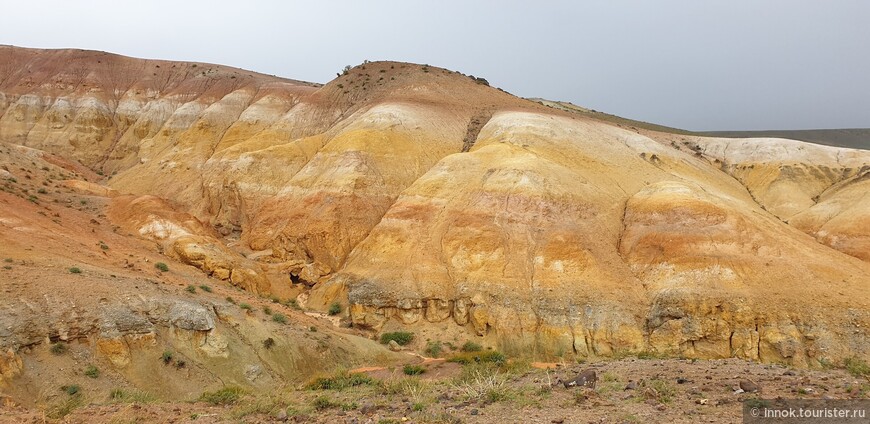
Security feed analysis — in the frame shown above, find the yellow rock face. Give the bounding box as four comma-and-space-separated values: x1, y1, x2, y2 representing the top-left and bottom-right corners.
319, 112, 869, 363
1, 46, 868, 365
789, 172, 870, 261
0, 349, 23, 386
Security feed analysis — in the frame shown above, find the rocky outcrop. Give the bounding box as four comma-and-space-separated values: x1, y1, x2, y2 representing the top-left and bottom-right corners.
0, 349, 22, 387
108, 194, 271, 293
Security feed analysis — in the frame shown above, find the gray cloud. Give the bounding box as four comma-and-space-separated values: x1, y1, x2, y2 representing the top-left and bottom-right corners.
1, 0, 868, 131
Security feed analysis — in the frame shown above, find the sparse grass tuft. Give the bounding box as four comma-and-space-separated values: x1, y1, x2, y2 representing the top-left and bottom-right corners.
109, 388, 157, 404
645, 379, 676, 404
225, 296, 236, 304
198, 284, 212, 293
596, 378, 624, 396
155, 262, 169, 272
306, 370, 376, 391
403, 364, 426, 376
262, 338, 275, 349
450, 364, 512, 402
327, 302, 342, 316
161, 350, 173, 364
745, 398, 771, 409
185, 285, 196, 293
602, 371, 620, 382
272, 313, 287, 324
199, 386, 245, 405
312, 396, 336, 410
380, 331, 414, 346
262, 306, 272, 315
461, 341, 483, 352
239, 303, 253, 311
68, 267, 82, 274
227, 397, 282, 419
845, 357, 870, 377
425, 341, 443, 357
447, 350, 506, 366
84, 365, 99, 379
636, 350, 666, 360
285, 299, 301, 310
61, 384, 81, 396
47, 393, 84, 419
50, 342, 68, 355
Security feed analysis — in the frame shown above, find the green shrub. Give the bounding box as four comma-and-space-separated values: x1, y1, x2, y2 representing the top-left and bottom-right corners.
262, 306, 273, 315
425, 341, 443, 357
225, 296, 236, 304
185, 285, 196, 293
155, 262, 169, 272
845, 357, 870, 377
50, 343, 68, 355
272, 313, 287, 324
68, 267, 82, 274
327, 302, 342, 316
84, 365, 99, 379
636, 350, 666, 360
285, 299, 301, 310
99, 242, 109, 250
461, 341, 483, 352
646, 379, 676, 403
47, 392, 84, 418
312, 396, 336, 410
198, 285, 212, 293
61, 385, 81, 396
380, 332, 414, 346
403, 364, 426, 376
161, 350, 173, 364
199, 386, 244, 405
3, 258, 12, 263
818, 357, 835, 369
306, 371, 376, 390
239, 303, 253, 311
447, 350, 506, 366
263, 338, 275, 349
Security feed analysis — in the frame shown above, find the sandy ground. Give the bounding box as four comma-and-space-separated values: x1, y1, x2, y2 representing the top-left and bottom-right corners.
1, 357, 866, 423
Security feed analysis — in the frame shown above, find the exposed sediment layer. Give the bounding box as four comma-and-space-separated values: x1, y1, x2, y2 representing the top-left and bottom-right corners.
1, 46, 868, 368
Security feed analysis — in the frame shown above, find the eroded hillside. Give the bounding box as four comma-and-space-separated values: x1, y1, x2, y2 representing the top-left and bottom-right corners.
1, 47, 869, 411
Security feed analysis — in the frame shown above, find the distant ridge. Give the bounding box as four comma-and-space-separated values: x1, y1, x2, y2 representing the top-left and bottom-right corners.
702, 129, 870, 150
529, 99, 870, 151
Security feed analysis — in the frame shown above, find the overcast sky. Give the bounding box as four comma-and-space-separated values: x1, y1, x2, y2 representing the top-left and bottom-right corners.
1, 0, 868, 131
